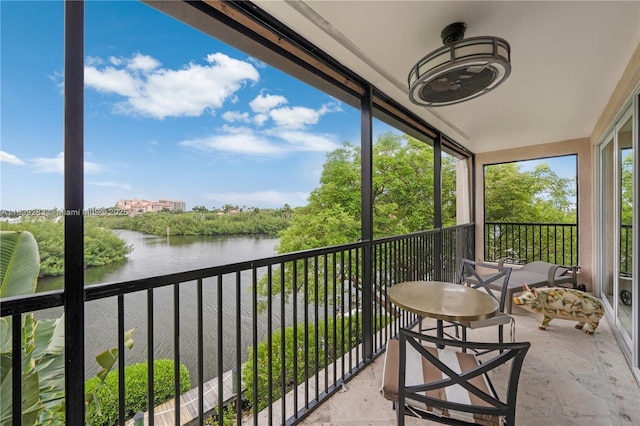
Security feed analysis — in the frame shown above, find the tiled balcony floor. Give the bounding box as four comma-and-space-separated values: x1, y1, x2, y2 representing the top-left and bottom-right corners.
298, 307, 640, 426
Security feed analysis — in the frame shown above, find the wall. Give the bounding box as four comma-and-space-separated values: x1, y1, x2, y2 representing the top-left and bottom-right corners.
591, 42, 640, 147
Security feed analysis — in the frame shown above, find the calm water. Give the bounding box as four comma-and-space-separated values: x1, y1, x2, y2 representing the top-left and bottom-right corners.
37, 230, 281, 382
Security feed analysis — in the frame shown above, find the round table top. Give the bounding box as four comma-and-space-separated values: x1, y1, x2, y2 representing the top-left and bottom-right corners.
387, 281, 499, 322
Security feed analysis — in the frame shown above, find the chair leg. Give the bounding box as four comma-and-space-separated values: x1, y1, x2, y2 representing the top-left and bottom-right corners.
435, 319, 446, 348
397, 401, 405, 426
461, 326, 468, 353
506, 289, 514, 314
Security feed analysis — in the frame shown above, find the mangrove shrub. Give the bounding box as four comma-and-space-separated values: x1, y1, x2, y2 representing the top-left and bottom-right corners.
84, 359, 190, 426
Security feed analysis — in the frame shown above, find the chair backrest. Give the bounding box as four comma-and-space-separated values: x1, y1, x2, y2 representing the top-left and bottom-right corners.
457, 259, 512, 312
396, 328, 530, 426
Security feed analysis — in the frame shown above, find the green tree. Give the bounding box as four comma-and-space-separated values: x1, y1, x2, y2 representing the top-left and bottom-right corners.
484, 163, 538, 223
92, 209, 290, 237
242, 314, 390, 413
483, 160, 577, 263
0, 220, 131, 277
530, 163, 576, 222
484, 162, 575, 223
258, 132, 456, 305
192, 205, 208, 221
279, 132, 456, 255
621, 150, 633, 225
620, 150, 633, 275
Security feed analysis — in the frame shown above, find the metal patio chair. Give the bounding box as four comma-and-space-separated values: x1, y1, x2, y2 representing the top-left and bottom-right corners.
454, 258, 515, 345
381, 328, 530, 426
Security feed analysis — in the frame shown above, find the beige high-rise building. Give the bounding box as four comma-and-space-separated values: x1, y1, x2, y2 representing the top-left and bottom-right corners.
116, 198, 186, 216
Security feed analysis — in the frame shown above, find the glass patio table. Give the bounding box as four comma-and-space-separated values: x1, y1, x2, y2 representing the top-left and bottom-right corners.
387, 281, 499, 340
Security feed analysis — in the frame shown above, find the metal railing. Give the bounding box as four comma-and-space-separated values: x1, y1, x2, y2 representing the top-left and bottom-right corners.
484, 222, 578, 266
1, 223, 474, 426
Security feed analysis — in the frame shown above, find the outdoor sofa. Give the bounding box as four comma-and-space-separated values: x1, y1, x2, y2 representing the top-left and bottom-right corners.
484, 259, 578, 313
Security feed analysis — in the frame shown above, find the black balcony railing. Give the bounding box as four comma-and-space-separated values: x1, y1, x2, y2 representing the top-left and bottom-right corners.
484, 222, 578, 266
1, 223, 474, 426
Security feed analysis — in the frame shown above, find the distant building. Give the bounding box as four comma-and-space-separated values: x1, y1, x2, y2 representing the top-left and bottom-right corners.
116, 198, 186, 216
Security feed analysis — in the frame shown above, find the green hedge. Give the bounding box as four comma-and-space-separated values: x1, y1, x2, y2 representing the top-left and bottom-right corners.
84, 359, 190, 426
242, 313, 390, 412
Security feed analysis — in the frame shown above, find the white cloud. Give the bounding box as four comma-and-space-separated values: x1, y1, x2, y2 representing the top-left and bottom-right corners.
1, 151, 26, 165
268, 129, 339, 151
249, 93, 287, 114
87, 181, 133, 191
180, 126, 282, 155
253, 114, 269, 127
85, 56, 104, 66
222, 111, 251, 123
85, 66, 139, 97
179, 83, 342, 157
126, 53, 160, 72
180, 123, 340, 155
206, 190, 308, 208
30, 153, 65, 174
30, 152, 105, 174
268, 103, 341, 129
247, 57, 267, 69
269, 106, 321, 129
85, 52, 259, 119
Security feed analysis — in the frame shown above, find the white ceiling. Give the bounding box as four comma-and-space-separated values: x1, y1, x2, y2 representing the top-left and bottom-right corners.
254, 1, 640, 153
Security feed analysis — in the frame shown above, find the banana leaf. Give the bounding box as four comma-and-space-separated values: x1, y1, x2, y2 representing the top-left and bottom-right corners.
0, 363, 43, 426
31, 315, 66, 412
0, 231, 40, 298
0, 316, 43, 425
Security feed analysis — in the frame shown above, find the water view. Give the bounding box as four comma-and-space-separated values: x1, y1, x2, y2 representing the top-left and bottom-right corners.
37, 230, 280, 382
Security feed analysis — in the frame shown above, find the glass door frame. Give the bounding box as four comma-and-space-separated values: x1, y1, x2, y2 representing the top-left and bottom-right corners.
596, 128, 617, 323
634, 91, 639, 375
596, 91, 639, 378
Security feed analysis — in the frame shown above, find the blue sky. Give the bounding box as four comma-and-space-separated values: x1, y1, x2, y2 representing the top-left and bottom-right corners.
509, 155, 577, 178
1, 1, 392, 211
1, 1, 577, 213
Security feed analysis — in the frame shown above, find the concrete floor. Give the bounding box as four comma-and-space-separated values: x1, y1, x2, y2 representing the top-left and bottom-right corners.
298, 307, 640, 426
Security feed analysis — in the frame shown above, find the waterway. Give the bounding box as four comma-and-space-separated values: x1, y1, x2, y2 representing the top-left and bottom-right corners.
37, 230, 280, 382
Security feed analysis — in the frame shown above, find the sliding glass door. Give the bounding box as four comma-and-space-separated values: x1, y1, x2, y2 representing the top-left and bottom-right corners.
618, 114, 634, 337
598, 105, 634, 345
599, 132, 616, 310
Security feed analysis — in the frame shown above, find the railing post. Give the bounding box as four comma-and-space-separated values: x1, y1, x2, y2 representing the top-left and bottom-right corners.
434, 133, 443, 280
64, 0, 85, 424
361, 86, 374, 360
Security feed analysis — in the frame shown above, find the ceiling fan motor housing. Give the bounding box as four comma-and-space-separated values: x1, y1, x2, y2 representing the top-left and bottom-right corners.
409, 23, 511, 107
